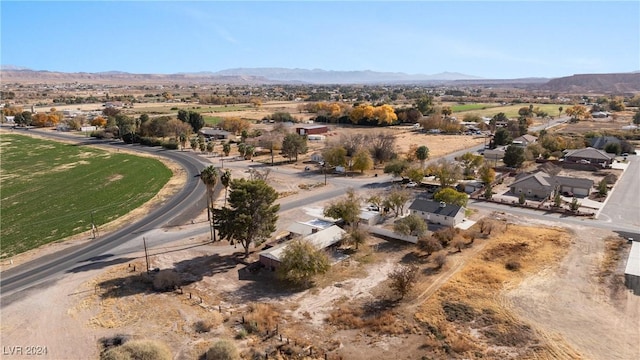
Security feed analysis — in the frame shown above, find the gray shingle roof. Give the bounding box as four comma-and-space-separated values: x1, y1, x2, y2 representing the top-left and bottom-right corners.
409, 199, 463, 218
564, 147, 615, 161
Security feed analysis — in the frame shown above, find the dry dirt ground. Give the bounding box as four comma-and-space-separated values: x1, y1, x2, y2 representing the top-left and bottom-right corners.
2, 126, 639, 359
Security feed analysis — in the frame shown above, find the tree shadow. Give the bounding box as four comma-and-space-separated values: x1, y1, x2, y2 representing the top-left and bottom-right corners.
96, 253, 242, 299
67, 256, 136, 273
400, 251, 430, 264
231, 264, 302, 302
362, 298, 400, 316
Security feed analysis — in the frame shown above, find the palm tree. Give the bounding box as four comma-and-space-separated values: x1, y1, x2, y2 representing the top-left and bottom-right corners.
220, 169, 232, 206
200, 165, 219, 241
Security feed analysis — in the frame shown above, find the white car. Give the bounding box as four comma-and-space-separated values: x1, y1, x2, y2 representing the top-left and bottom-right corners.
406, 181, 418, 188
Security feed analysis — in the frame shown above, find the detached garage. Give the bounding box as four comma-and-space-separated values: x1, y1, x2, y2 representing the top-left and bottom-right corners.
296, 125, 328, 136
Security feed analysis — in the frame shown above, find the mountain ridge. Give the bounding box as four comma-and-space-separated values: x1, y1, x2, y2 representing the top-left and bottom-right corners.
1, 66, 639, 92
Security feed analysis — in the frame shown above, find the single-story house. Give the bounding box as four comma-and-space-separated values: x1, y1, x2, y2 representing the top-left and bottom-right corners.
509, 171, 594, 198
512, 134, 538, 147
199, 127, 235, 140
259, 225, 346, 269
590, 136, 620, 150
409, 199, 465, 227
286, 219, 333, 237
358, 208, 381, 226
310, 152, 324, 163
296, 125, 328, 136
563, 147, 615, 167
483, 148, 506, 161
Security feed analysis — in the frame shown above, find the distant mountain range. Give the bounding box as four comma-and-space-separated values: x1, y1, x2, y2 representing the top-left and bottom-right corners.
1, 66, 639, 93
208, 67, 482, 83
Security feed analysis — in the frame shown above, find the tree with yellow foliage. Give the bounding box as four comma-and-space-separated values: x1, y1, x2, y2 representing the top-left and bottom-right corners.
91, 116, 107, 128
373, 104, 398, 125
565, 105, 591, 122
32, 113, 49, 127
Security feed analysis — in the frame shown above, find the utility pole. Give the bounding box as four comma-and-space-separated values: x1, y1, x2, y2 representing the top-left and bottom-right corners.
90, 210, 97, 239
143, 237, 150, 273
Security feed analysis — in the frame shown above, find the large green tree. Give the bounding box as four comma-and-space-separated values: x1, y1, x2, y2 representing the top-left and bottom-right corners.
503, 145, 526, 168
492, 127, 512, 147
351, 148, 373, 173
215, 179, 280, 256
322, 145, 347, 167
415, 145, 429, 168
427, 159, 462, 188
324, 189, 361, 228
457, 152, 483, 179
282, 133, 308, 161
393, 214, 428, 237
277, 238, 330, 286
384, 159, 409, 178
433, 188, 468, 207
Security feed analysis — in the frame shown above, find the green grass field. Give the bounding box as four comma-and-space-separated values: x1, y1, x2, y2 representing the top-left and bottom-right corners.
446, 103, 501, 112
0, 134, 172, 258
204, 116, 224, 126
136, 104, 252, 115
454, 103, 565, 119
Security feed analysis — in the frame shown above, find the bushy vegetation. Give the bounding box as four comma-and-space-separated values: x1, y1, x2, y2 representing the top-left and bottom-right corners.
100, 340, 172, 360
205, 340, 239, 360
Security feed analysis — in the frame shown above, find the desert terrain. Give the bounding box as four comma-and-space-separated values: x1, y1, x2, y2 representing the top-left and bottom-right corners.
1, 132, 638, 359
2, 95, 639, 359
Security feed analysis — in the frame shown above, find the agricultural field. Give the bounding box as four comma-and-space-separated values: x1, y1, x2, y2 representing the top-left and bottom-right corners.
0, 134, 172, 258
454, 103, 566, 119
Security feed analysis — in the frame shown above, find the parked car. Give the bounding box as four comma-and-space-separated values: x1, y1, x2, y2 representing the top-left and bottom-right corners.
406, 181, 418, 188
562, 191, 573, 197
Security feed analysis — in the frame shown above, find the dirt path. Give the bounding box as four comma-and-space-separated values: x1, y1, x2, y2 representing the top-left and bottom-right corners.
506, 224, 640, 360
290, 259, 397, 326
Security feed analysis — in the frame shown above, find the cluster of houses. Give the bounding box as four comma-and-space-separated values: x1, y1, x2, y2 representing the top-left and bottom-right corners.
258, 197, 466, 270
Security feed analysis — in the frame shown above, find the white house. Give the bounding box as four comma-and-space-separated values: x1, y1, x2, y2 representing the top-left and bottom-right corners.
408, 199, 465, 227
259, 225, 346, 270
310, 152, 324, 163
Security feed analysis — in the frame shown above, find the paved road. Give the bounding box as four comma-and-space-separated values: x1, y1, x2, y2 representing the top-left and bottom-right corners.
0, 130, 211, 302
597, 154, 640, 230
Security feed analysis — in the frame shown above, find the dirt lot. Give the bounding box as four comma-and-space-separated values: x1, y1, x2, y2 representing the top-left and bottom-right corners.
2, 202, 638, 360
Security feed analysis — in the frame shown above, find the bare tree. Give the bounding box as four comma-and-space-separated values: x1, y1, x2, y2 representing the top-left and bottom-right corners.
388, 264, 418, 299
369, 132, 397, 164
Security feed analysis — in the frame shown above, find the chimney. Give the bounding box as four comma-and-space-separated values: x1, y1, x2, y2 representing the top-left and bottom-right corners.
439, 201, 446, 208
311, 227, 319, 234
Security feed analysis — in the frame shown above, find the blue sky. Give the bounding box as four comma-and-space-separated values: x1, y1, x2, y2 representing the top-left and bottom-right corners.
1, 1, 638, 79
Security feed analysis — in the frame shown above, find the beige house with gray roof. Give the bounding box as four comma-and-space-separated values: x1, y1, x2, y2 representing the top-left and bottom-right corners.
510, 171, 594, 199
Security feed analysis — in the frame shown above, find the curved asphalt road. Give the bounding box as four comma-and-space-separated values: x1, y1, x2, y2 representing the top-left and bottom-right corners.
0, 129, 211, 302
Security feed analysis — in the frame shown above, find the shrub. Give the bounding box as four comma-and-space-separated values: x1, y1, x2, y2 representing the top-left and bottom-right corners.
243, 303, 279, 334
235, 329, 248, 339
451, 238, 466, 252
101, 340, 172, 360
433, 251, 447, 269
194, 320, 213, 333
418, 236, 442, 255
205, 340, 239, 360
505, 260, 521, 271
162, 140, 179, 150
152, 270, 181, 292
